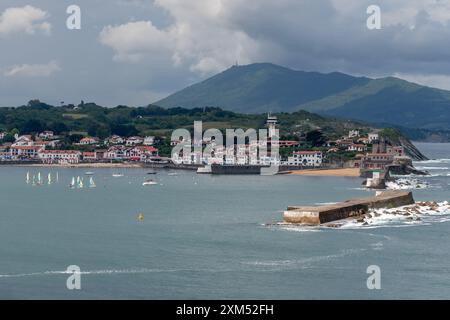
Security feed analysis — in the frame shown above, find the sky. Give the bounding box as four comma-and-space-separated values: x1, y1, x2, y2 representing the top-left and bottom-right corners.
1, 0, 450, 107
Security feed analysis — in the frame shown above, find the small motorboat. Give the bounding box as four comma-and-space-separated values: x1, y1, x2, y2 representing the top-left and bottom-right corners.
85, 171, 95, 175
112, 173, 124, 177
142, 179, 158, 186
147, 171, 157, 175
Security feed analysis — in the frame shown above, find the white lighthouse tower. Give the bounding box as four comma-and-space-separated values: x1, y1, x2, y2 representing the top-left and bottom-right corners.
266, 113, 278, 138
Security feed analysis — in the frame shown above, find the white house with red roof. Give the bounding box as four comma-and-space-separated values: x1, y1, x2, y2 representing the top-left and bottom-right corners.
79, 137, 100, 145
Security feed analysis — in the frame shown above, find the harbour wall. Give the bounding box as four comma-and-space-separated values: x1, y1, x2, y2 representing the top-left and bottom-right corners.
283, 191, 415, 225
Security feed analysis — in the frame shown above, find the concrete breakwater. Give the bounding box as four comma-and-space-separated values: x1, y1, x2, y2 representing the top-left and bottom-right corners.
283, 190, 415, 225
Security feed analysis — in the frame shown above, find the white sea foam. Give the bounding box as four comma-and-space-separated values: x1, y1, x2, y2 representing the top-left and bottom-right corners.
339, 201, 450, 230
0, 268, 189, 278
242, 248, 366, 270
386, 178, 430, 190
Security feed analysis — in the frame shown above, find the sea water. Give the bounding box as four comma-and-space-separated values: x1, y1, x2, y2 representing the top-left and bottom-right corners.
0, 142, 449, 299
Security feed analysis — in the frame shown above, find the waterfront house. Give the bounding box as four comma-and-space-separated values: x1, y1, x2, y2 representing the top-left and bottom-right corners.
10, 145, 43, 159
105, 145, 128, 160
39, 150, 81, 164
288, 151, 323, 167
82, 152, 96, 161
128, 146, 159, 160
125, 136, 144, 146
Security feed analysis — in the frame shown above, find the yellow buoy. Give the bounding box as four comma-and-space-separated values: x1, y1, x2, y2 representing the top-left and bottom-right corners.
138, 212, 143, 221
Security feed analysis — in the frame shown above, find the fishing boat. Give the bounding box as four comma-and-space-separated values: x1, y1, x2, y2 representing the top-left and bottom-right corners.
89, 177, 96, 188
142, 179, 158, 186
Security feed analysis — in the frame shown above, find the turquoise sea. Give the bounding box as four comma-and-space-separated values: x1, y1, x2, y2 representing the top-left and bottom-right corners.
0, 142, 449, 299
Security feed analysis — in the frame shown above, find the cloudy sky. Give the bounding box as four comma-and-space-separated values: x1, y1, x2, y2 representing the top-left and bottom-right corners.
1, 0, 450, 107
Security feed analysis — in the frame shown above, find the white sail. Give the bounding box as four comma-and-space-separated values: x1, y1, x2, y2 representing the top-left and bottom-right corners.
38, 172, 42, 184
48, 173, 52, 184
26, 172, 30, 184
89, 177, 96, 188
32, 175, 36, 186
70, 177, 75, 188
56, 172, 59, 182
79, 177, 84, 188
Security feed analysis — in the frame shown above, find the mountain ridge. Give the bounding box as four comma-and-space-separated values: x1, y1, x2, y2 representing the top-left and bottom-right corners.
155, 63, 450, 130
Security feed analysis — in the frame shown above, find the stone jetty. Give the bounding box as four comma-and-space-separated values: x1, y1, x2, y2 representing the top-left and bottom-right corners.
283, 190, 414, 225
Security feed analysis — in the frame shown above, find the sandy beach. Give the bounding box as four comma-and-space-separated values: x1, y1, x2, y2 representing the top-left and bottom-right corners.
288, 168, 360, 177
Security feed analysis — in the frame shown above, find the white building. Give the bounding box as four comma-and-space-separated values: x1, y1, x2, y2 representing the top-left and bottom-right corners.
106, 135, 124, 145
126, 136, 144, 146
368, 133, 379, 143
288, 151, 323, 167
143, 136, 155, 146
348, 143, 367, 152
39, 150, 81, 164
38, 131, 54, 139
348, 130, 360, 138
12, 135, 33, 147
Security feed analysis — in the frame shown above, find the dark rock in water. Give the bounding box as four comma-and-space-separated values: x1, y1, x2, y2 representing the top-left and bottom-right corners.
363, 222, 369, 226
356, 218, 365, 223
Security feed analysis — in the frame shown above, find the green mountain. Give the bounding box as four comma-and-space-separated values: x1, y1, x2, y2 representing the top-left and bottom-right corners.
155, 63, 450, 130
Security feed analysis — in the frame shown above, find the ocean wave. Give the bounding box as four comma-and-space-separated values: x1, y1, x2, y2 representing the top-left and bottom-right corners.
339, 201, 450, 230
242, 248, 366, 270
416, 166, 449, 170
415, 159, 450, 164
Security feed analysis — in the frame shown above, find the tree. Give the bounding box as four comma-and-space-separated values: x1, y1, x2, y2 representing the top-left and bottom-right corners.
305, 130, 326, 147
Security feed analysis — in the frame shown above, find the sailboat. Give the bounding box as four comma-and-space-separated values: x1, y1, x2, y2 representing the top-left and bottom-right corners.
69, 177, 76, 188
48, 173, 52, 185
56, 172, 59, 183
26, 172, 30, 184
79, 177, 84, 189
32, 175, 36, 186
89, 177, 96, 188
37, 172, 42, 185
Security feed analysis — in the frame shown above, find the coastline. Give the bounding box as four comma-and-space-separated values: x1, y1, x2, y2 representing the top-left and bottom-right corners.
288, 168, 360, 177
